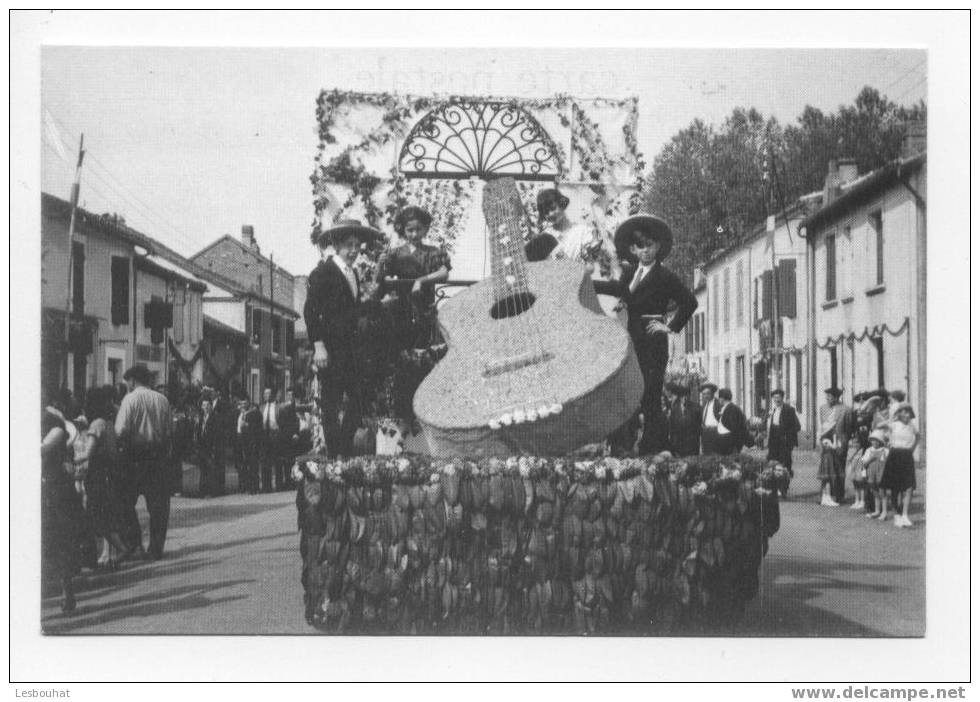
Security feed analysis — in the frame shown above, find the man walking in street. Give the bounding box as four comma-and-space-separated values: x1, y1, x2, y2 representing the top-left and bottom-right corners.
115, 364, 173, 560
260, 387, 280, 492
715, 388, 752, 455
277, 388, 301, 490
766, 388, 802, 496
195, 396, 222, 497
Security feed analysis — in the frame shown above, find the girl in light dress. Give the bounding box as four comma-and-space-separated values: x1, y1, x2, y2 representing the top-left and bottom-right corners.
879, 402, 920, 528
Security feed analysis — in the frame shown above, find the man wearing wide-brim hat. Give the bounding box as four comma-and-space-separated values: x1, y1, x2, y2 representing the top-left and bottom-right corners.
593, 213, 697, 455
304, 219, 384, 458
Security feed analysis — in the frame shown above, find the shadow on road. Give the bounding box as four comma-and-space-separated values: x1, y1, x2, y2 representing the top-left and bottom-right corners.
738, 555, 924, 637
168, 498, 293, 530
164, 531, 296, 560
42, 579, 253, 634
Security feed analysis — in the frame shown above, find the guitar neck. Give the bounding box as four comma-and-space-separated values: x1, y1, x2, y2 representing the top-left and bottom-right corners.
483, 178, 533, 297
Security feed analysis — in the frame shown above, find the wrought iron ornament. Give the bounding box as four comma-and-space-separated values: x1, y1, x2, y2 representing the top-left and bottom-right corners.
399, 100, 561, 181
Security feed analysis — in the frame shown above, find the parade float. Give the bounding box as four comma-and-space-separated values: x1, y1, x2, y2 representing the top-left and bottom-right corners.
295, 452, 782, 634
295, 91, 782, 633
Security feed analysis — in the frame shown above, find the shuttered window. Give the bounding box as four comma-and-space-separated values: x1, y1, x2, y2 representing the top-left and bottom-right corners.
723, 267, 731, 332
251, 307, 262, 345
825, 234, 837, 301
735, 260, 744, 327
712, 276, 719, 334
110, 256, 130, 326
870, 211, 884, 285
777, 259, 797, 318
761, 269, 774, 319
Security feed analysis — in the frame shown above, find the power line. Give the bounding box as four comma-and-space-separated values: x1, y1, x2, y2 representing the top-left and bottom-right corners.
42, 128, 206, 255
892, 76, 927, 105
881, 59, 926, 94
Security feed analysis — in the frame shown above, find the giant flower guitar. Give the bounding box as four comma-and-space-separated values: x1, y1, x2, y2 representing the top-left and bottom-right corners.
414, 177, 643, 457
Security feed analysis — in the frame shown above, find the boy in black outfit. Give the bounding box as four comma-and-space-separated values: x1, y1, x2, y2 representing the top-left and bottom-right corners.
304, 219, 383, 458
594, 214, 698, 455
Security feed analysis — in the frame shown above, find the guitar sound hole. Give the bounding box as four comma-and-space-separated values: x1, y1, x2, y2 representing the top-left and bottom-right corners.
490, 292, 536, 320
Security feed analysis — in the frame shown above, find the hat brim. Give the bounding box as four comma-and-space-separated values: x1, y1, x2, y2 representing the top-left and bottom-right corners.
320, 224, 385, 248
824, 387, 843, 398
614, 214, 673, 261
699, 383, 718, 393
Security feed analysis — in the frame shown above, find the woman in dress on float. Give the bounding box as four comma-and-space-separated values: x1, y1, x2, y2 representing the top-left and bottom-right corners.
374, 206, 452, 425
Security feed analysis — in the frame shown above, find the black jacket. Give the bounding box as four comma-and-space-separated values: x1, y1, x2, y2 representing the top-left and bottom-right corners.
668, 397, 701, 457
766, 404, 801, 451
195, 412, 220, 451
303, 258, 361, 359
718, 402, 752, 451
593, 262, 698, 347
278, 402, 300, 439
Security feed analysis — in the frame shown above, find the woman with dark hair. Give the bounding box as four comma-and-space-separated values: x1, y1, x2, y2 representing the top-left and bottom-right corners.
375, 206, 452, 426
78, 386, 131, 569
42, 399, 81, 613
377, 206, 451, 347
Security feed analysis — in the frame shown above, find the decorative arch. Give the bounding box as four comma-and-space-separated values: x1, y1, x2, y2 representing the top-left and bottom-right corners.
399, 100, 562, 181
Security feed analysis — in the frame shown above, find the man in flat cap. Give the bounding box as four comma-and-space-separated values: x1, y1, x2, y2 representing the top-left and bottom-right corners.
594, 214, 698, 455
304, 219, 383, 458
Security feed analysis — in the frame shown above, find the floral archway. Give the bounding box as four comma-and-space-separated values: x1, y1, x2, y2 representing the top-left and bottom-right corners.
309, 90, 646, 279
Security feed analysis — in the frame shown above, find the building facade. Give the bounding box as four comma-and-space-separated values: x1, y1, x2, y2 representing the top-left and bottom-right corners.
191, 226, 301, 402
802, 152, 927, 445
41, 193, 206, 401
669, 270, 707, 380
192, 226, 295, 312
694, 203, 815, 435
197, 274, 299, 404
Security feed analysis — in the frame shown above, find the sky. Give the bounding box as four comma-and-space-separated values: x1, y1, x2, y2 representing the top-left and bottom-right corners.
40, 46, 927, 278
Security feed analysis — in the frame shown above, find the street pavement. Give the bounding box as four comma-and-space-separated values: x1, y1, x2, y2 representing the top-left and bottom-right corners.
41, 449, 924, 636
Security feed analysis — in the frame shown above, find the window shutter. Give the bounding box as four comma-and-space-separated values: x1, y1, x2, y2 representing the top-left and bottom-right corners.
110, 256, 130, 326
761, 269, 774, 319
825, 235, 837, 300
777, 259, 797, 318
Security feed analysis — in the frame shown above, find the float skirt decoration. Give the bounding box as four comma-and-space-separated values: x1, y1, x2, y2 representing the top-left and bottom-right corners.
295, 453, 782, 634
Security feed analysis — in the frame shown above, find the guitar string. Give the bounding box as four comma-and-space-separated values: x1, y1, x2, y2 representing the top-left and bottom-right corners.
496, 189, 520, 419
500, 181, 551, 424
488, 186, 515, 424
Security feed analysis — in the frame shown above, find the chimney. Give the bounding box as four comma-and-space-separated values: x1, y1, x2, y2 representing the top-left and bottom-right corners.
241, 225, 258, 251
902, 119, 927, 158
837, 157, 858, 185
823, 159, 841, 205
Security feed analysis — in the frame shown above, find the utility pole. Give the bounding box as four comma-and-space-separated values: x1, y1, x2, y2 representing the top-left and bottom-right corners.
62, 133, 85, 389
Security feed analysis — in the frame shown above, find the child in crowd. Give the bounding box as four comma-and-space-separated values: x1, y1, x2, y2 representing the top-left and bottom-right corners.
862, 429, 889, 520
880, 402, 919, 528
